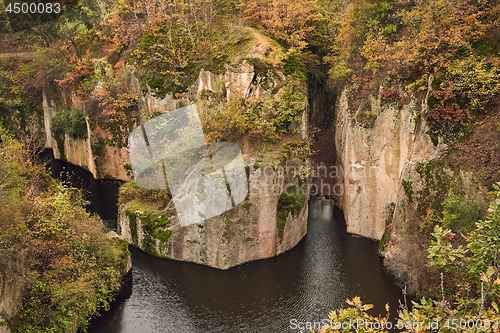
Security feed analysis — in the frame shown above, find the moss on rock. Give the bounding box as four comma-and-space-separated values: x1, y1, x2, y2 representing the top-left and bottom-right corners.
276, 185, 306, 242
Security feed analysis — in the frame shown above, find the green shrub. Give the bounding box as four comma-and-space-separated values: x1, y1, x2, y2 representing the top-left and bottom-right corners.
90, 135, 106, 157
51, 107, 88, 157
200, 79, 306, 144
402, 179, 414, 202
0, 129, 128, 333
130, 13, 251, 98
118, 180, 171, 208
282, 52, 306, 80
276, 185, 306, 241
440, 192, 488, 232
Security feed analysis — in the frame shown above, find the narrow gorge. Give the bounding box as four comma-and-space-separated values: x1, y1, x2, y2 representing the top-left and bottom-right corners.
1, 0, 500, 332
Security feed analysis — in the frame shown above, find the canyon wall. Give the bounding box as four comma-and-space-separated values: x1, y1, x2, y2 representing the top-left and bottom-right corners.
332, 84, 494, 292
0, 259, 24, 333
334, 86, 446, 240
42, 78, 134, 181
40, 30, 310, 270
116, 57, 310, 269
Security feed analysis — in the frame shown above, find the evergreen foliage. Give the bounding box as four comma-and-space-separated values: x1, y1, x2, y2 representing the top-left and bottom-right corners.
51, 107, 87, 140
276, 186, 306, 242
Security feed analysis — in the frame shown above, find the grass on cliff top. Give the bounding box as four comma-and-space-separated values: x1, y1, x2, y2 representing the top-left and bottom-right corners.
118, 180, 170, 212
125, 199, 164, 215
232, 132, 305, 165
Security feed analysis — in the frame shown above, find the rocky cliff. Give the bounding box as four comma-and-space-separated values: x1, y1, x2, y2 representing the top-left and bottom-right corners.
42, 75, 135, 181
118, 163, 308, 269
34, 28, 311, 271
116, 49, 310, 269
103, 31, 310, 269
40, 29, 289, 182
334, 84, 445, 240
0, 259, 24, 333
333, 82, 496, 292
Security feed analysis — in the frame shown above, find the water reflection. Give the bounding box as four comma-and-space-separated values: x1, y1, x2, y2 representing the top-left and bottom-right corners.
88, 196, 402, 333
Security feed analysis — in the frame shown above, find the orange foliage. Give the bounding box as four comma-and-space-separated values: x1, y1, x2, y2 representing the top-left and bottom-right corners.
91, 89, 138, 117
331, 0, 498, 83
55, 55, 93, 88
427, 87, 468, 129
327, 0, 500, 132
241, 0, 321, 49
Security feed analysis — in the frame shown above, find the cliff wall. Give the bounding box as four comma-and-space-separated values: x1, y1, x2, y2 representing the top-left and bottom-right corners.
39, 29, 310, 270
116, 56, 310, 269
118, 164, 308, 269
334, 86, 445, 240
333, 82, 497, 292
0, 259, 24, 333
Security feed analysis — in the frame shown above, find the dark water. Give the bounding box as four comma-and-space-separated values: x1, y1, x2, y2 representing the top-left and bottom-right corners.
87, 197, 403, 333
44, 153, 403, 332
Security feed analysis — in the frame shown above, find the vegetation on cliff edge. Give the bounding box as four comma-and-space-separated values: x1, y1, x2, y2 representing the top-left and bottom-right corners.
0, 127, 129, 333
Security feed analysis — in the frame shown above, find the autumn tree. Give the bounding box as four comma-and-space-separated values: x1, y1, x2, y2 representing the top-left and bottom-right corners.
241, 0, 322, 50
0, 128, 129, 333
324, 0, 500, 140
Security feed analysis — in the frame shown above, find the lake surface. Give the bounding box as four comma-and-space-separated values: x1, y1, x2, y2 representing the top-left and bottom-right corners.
86, 197, 403, 333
